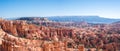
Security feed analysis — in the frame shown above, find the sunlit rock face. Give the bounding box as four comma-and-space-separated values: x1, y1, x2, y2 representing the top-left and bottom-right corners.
0, 19, 76, 40
0, 33, 85, 51
1, 33, 44, 51
0, 18, 120, 51
0, 19, 84, 51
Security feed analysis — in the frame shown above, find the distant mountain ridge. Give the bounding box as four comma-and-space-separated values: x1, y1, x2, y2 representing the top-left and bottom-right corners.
3, 16, 120, 24
112, 21, 120, 24
47, 16, 120, 24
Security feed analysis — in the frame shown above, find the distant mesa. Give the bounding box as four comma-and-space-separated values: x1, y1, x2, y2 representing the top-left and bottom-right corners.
47, 16, 120, 24
15, 16, 120, 24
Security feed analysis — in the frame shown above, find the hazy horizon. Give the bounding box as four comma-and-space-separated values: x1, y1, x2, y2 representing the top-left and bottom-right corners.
0, 0, 120, 19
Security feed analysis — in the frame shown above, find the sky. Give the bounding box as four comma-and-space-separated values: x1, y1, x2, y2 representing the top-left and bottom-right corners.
0, 0, 120, 19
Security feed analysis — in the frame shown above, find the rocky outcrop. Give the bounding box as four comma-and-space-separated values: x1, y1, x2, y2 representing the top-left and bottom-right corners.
0, 19, 76, 40
1, 33, 43, 51
0, 18, 120, 51
1, 32, 85, 51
